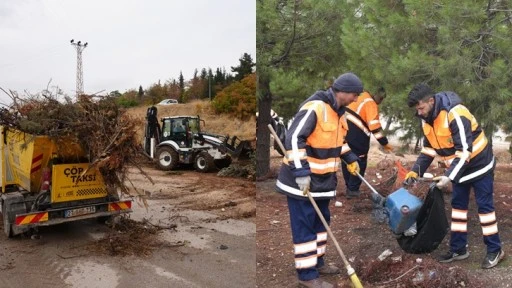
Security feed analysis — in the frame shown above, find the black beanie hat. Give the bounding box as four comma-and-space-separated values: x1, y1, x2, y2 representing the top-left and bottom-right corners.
332, 73, 363, 94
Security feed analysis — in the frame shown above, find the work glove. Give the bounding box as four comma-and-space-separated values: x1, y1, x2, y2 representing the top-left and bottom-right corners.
346, 161, 360, 176
382, 144, 393, 153
403, 171, 418, 186
433, 175, 451, 189
295, 176, 311, 193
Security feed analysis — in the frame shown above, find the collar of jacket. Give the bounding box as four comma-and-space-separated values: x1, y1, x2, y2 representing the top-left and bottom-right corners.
323, 88, 347, 116
416, 91, 462, 124
299, 88, 346, 117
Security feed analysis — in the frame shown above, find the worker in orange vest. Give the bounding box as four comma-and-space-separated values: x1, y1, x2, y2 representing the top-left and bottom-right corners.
404, 83, 504, 269
276, 72, 362, 288
342, 87, 393, 199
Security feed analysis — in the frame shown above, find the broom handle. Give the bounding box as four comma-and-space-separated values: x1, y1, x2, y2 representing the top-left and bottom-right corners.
267, 124, 363, 287
305, 188, 353, 269
340, 158, 384, 198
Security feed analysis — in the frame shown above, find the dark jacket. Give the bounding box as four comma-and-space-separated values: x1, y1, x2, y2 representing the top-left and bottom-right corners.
412, 91, 494, 183
276, 89, 359, 199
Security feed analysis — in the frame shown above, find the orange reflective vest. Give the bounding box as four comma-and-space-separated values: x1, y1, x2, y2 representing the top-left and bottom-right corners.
276, 89, 358, 199
412, 92, 494, 183
346, 91, 388, 155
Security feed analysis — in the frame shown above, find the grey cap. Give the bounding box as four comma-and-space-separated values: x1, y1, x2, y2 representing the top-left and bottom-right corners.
332, 73, 363, 94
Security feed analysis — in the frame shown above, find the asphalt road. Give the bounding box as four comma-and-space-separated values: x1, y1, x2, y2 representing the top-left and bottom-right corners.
0, 167, 256, 288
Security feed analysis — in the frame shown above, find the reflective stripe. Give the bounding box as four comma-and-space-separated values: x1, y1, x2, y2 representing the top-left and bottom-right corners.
276, 180, 336, 198
317, 232, 327, 242
346, 114, 370, 136
471, 134, 487, 157
479, 211, 496, 224
322, 102, 328, 122
307, 157, 339, 165
443, 114, 450, 128
373, 131, 384, 139
341, 144, 351, 154
295, 255, 317, 269
368, 119, 380, 126
294, 240, 317, 254
449, 110, 469, 180
421, 147, 437, 157
285, 149, 307, 161
452, 209, 468, 220
459, 157, 495, 183
309, 160, 339, 174
451, 221, 467, 232
482, 223, 499, 236
292, 108, 315, 169
356, 98, 373, 114
317, 245, 326, 256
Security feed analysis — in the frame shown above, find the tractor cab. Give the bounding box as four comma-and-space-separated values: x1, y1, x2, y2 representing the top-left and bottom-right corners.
160, 116, 201, 148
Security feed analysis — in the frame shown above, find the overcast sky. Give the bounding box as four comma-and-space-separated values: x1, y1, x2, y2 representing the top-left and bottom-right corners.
0, 0, 255, 105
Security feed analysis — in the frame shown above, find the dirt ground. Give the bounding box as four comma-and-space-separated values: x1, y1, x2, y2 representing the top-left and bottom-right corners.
0, 161, 256, 288
256, 145, 512, 288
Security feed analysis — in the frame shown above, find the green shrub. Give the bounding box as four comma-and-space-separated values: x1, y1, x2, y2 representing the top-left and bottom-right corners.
212, 73, 256, 120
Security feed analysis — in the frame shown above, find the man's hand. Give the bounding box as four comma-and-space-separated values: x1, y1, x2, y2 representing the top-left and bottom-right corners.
433, 175, 451, 189
403, 171, 418, 186
347, 161, 360, 176
295, 176, 311, 193
383, 144, 393, 153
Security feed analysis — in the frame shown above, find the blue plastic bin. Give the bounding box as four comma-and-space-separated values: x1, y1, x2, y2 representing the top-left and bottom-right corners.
385, 187, 423, 234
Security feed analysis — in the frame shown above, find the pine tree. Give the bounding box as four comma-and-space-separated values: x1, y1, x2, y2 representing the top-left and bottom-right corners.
341, 0, 512, 146
200, 68, 208, 80
179, 71, 185, 103
256, 0, 350, 177
138, 85, 144, 99
231, 53, 255, 81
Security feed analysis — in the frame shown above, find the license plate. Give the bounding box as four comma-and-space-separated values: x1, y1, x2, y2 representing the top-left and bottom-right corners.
64, 206, 96, 218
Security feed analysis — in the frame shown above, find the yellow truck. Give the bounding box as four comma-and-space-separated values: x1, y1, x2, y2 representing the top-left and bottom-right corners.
0, 126, 132, 237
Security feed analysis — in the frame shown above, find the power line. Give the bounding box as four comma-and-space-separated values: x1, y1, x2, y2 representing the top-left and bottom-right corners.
70, 39, 88, 97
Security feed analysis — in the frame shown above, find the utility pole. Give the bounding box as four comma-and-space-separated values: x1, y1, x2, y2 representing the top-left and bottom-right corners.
70, 39, 88, 97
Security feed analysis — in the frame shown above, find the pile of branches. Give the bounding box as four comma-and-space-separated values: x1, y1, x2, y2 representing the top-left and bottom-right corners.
360, 254, 486, 287
0, 88, 151, 197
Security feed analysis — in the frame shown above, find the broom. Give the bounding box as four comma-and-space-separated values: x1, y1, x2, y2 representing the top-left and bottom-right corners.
268, 124, 364, 288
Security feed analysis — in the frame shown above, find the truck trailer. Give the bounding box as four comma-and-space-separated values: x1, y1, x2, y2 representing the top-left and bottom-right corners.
0, 126, 132, 237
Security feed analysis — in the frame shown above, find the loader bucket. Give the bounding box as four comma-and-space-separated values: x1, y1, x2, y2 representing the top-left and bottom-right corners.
222, 139, 253, 160
233, 140, 254, 160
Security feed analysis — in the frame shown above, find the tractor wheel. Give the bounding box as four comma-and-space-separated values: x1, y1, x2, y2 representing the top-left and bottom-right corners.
194, 151, 215, 173
214, 156, 232, 169
156, 146, 179, 171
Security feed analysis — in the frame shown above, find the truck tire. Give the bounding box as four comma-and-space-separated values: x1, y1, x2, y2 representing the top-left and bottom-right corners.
214, 156, 232, 169
156, 146, 179, 171
2, 201, 12, 238
2, 192, 27, 238
194, 151, 215, 173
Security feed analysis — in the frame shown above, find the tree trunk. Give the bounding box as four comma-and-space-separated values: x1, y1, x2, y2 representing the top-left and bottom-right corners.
482, 122, 495, 150
256, 72, 272, 179
383, 115, 393, 133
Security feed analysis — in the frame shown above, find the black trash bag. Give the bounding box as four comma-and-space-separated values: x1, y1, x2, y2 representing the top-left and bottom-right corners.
396, 184, 449, 254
